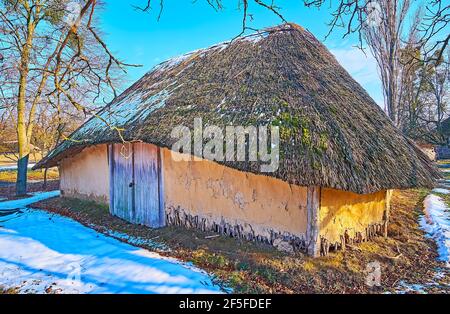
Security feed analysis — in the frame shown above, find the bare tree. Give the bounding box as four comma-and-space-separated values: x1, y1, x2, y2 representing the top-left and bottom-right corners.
362, 0, 412, 126
0, 0, 445, 196
422, 50, 450, 142
135, 0, 286, 35
0, 0, 129, 195
396, 35, 449, 144
0, 0, 289, 197
419, 0, 449, 63
303, 0, 449, 62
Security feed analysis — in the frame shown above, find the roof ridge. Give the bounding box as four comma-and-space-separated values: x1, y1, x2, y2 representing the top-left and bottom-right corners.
150, 23, 308, 73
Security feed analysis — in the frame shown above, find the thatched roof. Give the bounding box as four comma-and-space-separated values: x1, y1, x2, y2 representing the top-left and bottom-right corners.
35, 23, 440, 194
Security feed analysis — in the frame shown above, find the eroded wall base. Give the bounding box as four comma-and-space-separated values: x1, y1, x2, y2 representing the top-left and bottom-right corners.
318, 189, 392, 256
162, 148, 309, 252
319, 223, 387, 256
166, 206, 307, 252
61, 190, 109, 205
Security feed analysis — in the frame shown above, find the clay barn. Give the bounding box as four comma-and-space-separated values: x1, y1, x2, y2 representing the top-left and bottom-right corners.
34, 24, 439, 257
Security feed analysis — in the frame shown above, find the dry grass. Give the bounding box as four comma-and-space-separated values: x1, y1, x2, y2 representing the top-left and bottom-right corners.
0, 181, 60, 199
0, 168, 59, 183
0, 287, 19, 294
33, 188, 449, 294
0, 153, 43, 165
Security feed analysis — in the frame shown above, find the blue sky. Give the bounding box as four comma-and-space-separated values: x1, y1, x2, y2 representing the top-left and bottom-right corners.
99, 1, 383, 106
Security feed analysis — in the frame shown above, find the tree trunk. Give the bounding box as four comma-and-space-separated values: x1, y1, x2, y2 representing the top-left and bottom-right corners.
14, 9, 35, 196
16, 79, 30, 196
43, 168, 48, 190
16, 72, 31, 196
16, 154, 29, 196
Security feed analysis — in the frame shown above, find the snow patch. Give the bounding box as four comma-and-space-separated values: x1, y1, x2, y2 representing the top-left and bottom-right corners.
0, 164, 36, 172
432, 188, 450, 195
104, 230, 170, 252
421, 194, 450, 267
0, 192, 223, 294
395, 270, 448, 294
0, 191, 60, 211
66, 30, 273, 140
152, 53, 198, 75
241, 32, 268, 44
396, 282, 427, 294
82, 84, 175, 134
150, 31, 268, 76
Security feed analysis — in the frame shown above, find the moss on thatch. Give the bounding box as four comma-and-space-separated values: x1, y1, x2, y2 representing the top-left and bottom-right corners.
34, 23, 440, 194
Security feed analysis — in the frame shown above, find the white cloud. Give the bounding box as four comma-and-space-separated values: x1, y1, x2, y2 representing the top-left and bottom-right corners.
331, 47, 379, 84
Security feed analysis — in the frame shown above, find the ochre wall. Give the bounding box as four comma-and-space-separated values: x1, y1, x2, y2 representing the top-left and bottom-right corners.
60, 144, 110, 204
319, 188, 389, 244
161, 148, 308, 241
57, 143, 391, 254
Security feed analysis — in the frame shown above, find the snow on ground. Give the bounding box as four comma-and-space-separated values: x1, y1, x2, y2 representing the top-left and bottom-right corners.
0, 192, 223, 294
0, 164, 35, 172
0, 191, 60, 210
395, 181, 450, 293
432, 188, 450, 195
421, 192, 450, 267
103, 229, 170, 252
396, 282, 427, 294
395, 269, 448, 294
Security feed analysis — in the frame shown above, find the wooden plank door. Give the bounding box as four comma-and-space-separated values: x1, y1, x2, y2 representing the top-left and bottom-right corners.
109, 143, 134, 223
109, 143, 164, 228
133, 143, 164, 228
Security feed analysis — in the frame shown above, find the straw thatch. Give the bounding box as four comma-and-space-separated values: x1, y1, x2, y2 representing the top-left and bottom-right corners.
35, 23, 440, 194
